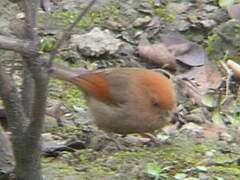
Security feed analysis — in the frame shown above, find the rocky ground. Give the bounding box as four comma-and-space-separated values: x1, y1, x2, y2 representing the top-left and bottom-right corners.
1, 0, 240, 179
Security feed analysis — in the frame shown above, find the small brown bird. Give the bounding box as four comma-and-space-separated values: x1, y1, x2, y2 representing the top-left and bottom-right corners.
52, 65, 176, 141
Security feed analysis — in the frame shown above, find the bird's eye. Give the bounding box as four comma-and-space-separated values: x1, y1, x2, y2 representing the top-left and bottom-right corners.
152, 101, 160, 108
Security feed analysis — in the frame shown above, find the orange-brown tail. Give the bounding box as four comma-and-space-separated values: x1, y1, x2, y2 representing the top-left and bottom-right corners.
51, 64, 111, 103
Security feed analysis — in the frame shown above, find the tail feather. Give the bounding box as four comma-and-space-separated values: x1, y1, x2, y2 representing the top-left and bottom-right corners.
51, 63, 88, 83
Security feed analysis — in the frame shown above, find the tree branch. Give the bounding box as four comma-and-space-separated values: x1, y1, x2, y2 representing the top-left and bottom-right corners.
0, 35, 39, 56
47, 0, 97, 68
21, 61, 34, 118
22, 0, 39, 42
0, 65, 27, 151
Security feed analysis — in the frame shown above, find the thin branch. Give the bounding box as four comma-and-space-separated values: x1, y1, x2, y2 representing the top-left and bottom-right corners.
220, 61, 232, 104
22, 0, 39, 42
47, 0, 97, 68
0, 35, 38, 56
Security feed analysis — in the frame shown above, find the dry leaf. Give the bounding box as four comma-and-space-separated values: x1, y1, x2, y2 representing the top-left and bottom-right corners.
227, 59, 240, 78
137, 43, 176, 70
177, 64, 222, 104
160, 32, 207, 66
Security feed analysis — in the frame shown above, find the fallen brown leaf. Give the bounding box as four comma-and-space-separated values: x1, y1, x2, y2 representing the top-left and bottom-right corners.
137, 43, 176, 70
160, 32, 207, 66
177, 64, 222, 104
227, 59, 240, 78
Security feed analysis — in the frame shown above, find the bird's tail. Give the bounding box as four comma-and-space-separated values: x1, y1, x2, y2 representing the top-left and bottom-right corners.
51, 63, 88, 83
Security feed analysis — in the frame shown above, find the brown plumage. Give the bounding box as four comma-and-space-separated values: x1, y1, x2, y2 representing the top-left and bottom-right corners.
52, 65, 176, 135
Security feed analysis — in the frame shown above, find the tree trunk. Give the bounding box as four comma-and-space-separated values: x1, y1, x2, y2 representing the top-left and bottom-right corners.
14, 141, 42, 180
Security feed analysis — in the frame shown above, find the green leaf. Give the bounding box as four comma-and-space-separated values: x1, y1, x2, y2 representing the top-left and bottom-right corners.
214, 177, 225, 180
147, 163, 161, 179
212, 111, 224, 125
227, 113, 240, 125
174, 173, 187, 180
156, 133, 169, 141
40, 36, 56, 52
201, 94, 217, 108
146, 163, 168, 180
195, 166, 208, 172
218, 0, 235, 7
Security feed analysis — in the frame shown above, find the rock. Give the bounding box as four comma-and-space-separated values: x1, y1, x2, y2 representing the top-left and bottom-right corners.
0, 0, 19, 35
218, 132, 233, 143
204, 5, 218, 12
71, 27, 123, 57
42, 133, 62, 142
138, 2, 153, 14
167, 2, 192, 14
180, 123, 204, 137
209, 8, 228, 23
173, 19, 191, 31
133, 16, 151, 27
200, 19, 216, 29
215, 19, 240, 47
153, 0, 166, 7
205, 150, 216, 158
59, 50, 81, 64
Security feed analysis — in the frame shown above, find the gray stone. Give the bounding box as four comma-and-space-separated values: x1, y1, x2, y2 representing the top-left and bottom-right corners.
200, 19, 216, 28
133, 16, 151, 27
71, 27, 123, 57
167, 2, 192, 14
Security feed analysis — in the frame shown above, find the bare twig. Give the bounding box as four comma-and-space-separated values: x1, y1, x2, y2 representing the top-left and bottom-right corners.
227, 59, 240, 78
220, 61, 232, 104
153, 68, 174, 79
0, 35, 38, 56
22, 0, 38, 42
48, 0, 97, 68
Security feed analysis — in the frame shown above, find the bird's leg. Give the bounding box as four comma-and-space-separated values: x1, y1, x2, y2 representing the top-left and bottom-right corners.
104, 132, 124, 150
46, 102, 64, 126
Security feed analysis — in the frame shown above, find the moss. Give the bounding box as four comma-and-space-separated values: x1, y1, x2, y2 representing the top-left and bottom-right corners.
45, 125, 83, 138
41, 134, 240, 179
0, 49, 7, 57
42, 158, 79, 177
49, 78, 86, 108
209, 166, 240, 178
192, 143, 211, 154
64, 85, 86, 108
38, 2, 120, 30
205, 33, 221, 56
153, 5, 176, 22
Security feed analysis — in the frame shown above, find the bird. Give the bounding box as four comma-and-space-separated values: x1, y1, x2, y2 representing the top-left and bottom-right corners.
52, 65, 177, 145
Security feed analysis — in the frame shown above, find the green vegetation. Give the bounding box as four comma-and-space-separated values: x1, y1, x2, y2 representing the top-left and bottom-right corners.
64, 85, 85, 108
154, 5, 176, 22
49, 78, 85, 109
41, 131, 240, 179
38, 3, 120, 30
40, 36, 56, 52
146, 162, 168, 179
